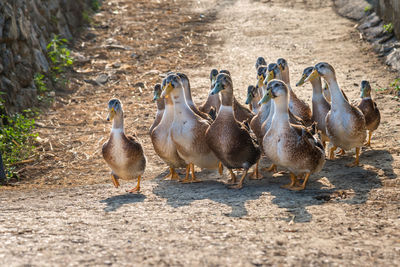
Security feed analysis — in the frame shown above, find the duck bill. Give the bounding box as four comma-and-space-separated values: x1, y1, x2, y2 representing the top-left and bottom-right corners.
296, 74, 307, 87
304, 69, 319, 83
107, 108, 115, 121
257, 75, 264, 88
360, 88, 366, 98
258, 91, 271, 105
266, 71, 274, 83
161, 82, 173, 98
245, 94, 252, 105
210, 82, 223, 95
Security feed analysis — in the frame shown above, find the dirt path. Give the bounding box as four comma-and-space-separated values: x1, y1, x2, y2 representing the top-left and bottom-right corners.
1, 0, 400, 265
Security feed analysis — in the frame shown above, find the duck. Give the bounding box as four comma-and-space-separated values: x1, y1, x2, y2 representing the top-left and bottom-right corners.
258, 63, 306, 173
199, 69, 221, 115
260, 80, 325, 190
245, 85, 261, 114
205, 73, 261, 189
219, 70, 254, 124
150, 80, 186, 181
161, 73, 220, 182
174, 72, 214, 122
149, 83, 164, 134
277, 58, 313, 126
102, 99, 146, 193
357, 80, 380, 146
296, 66, 331, 148
305, 62, 366, 166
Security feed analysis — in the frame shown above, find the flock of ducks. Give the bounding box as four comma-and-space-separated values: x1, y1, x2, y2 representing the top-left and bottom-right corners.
101, 58, 381, 193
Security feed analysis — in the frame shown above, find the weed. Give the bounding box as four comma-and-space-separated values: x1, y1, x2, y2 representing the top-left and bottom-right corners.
383, 23, 394, 33
46, 35, 73, 74
0, 107, 38, 180
364, 5, 372, 13
390, 78, 400, 91
34, 73, 54, 104
91, 0, 101, 11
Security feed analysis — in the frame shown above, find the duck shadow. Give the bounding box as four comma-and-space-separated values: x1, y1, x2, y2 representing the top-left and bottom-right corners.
153, 169, 266, 217
100, 193, 146, 212
153, 148, 393, 222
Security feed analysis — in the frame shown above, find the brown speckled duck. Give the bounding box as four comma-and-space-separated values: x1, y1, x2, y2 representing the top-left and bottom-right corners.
305, 62, 366, 166
261, 80, 325, 190
220, 70, 254, 124
149, 84, 164, 134
199, 69, 221, 115
150, 79, 186, 180
161, 74, 220, 183
102, 99, 146, 193
206, 73, 261, 189
357, 80, 380, 146
277, 58, 312, 126
296, 66, 330, 148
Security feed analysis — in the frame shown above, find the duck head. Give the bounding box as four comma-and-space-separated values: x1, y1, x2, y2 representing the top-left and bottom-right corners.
257, 66, 267, 88
153, 83, 162, 101
107, 98, 123, 121
246, 85, 257, 105
161, 74, 183, 98
255, 56, 267, 70
360, 80, 372, 98
210, 69, 219, 86
305, 62, 336, 83
296, 66, 315, 86
210, 73, 232, 95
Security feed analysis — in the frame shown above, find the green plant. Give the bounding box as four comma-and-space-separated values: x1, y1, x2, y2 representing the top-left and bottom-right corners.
46, 35, 74, 74
390, 78, 400, 90
82, 10, 91, 24
364, 5, 372, 12
91, 0, 101, 11
383, 23, 394, 33
0, 110, 38, 180
34, 73, 47, 94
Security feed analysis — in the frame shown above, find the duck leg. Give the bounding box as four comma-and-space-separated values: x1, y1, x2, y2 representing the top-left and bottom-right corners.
336, 148, 345, 156
218, 162, 224, 176
127, 175, 141, 193
189, 163, 202, 183
229, 169, 248, 189
263, 164, 277, 173
329, 146, 337, 160
364, 131, 373, 146
227, 169, 237, 184
163, 167, 180, 181
250, 161, 262, 179
281, 173, 298, 189
111, 173, 120, 188
289, 172, 310, 191
180, 164, 191, 183
346, 147, 360, 167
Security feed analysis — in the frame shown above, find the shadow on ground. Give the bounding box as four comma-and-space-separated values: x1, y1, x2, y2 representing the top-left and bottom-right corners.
100, 193, 146, 212
153, 149, 394, 222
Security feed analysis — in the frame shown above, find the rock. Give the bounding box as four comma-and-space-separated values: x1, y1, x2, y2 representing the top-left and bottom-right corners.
33, 48, 49, 73
95, 74, 109, 85
15, 63, 32, 88
85, 32, 97, 40
112, 62, 121, 68
386, 49, 400, 71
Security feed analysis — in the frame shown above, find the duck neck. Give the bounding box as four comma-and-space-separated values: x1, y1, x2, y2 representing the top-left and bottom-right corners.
271, 96, 289, 127
156, 98, 165, 111
311, 77, 324, 98
325, 75, 347, 110
282, 68, 290, 86
161, 96, 174, 122
112, 112, 124, 133
183, 80, 195, 108
218, 89, 234, 117
172, 87, 194, 119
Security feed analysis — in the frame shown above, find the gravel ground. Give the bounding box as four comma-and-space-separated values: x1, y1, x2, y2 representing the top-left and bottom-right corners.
1, 0, 400, 266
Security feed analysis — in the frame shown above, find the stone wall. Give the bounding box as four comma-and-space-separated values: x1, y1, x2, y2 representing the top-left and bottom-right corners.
0, 0, 91, 114
372, 0, 400, 39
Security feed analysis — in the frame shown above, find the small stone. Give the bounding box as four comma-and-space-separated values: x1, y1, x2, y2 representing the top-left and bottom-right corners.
112, 62, 121, 68
85, 32, 96, 40
133, 82, 145, 88
96, 74, 109, 84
